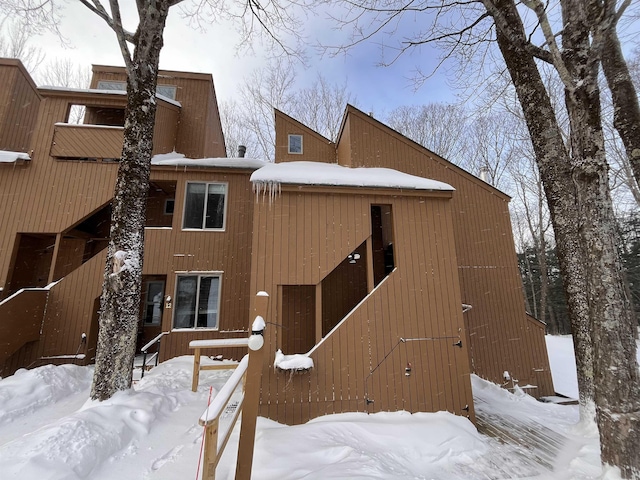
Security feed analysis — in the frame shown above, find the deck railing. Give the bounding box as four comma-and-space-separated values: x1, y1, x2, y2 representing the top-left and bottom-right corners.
197, 291, 269, 480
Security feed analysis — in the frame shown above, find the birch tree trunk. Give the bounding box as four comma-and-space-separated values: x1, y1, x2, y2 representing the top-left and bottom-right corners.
484, 0, 595, 417
601, 21, 640, 190
485, 0, 640, 475
90, 1, 171, 401
561, 2, 640, 475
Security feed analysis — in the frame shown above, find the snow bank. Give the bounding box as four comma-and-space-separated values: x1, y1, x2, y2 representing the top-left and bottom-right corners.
253, 411, 487, 479
250, 161, 455, 191
0, 337, 626, 480
0, 365, 92, 425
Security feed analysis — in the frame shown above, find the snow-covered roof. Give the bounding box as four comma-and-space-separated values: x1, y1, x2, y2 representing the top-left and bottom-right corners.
151, 152, 265, 169
0, 150, 30, 163
38, 86, 182, 107
250, 161, 454, 191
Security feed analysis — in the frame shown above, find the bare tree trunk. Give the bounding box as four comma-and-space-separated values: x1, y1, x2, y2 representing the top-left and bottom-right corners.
486, 0, 596, 418
486, 0, 640, 475
90, 2, 171, 401
562, 2, 640, 475
601, 22, 640, 190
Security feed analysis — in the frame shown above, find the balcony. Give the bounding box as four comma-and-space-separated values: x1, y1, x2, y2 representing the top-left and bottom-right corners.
43, 88, 180, 161
51, 123, 124, 161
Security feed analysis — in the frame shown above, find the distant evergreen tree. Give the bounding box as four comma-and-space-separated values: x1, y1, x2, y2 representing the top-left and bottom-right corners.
618, 212, 640, 324
518, 246, 570, 334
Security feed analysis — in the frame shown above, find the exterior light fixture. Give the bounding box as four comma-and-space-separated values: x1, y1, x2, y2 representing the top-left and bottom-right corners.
348, 252, 361, 264
248, 315, 266, 351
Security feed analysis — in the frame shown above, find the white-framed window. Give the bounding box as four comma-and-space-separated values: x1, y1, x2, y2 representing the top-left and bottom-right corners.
173, 274, 221, 329
182, 182, 227, 230
143, 281, 165, 325
288, 134, 303, 154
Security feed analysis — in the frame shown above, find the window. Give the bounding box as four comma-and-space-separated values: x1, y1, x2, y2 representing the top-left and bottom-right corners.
96, 80, 126, 91
288, 134, 303, 154
96, 81, 177, 100
164, 199, 175, 215
157, 85, 177, 100
143, 281, 165, 325
173, 274, 221, 329
182, 182, 227, 230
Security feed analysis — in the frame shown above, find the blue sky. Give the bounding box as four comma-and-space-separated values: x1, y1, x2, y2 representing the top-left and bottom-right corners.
28, 2, 458, 115
29, 2, 637, 117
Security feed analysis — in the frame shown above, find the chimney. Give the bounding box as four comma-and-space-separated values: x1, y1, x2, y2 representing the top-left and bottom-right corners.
238, 145, 247, 158
479, 167, 489, 183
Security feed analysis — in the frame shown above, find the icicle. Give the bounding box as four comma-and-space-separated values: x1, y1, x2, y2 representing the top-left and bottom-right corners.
252, 181, 282, 205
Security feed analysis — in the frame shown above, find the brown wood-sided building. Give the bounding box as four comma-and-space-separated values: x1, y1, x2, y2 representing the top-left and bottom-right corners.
0, 58, 554, 425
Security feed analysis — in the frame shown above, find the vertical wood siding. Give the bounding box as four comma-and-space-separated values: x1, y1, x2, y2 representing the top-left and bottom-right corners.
145, 168, 256, 362
0, 60, 41, 152
250, 189, 474, 425
333, 107, 553, 396
274, 110, 336, 164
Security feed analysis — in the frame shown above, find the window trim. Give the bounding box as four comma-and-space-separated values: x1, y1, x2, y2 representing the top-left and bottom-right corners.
181, 181, 228, 231
288, 134, 303, 154
172, 272, 223, 331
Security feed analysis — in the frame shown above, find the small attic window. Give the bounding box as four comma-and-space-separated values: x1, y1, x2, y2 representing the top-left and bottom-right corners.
157, 85, 177, 100
288, 134, 303, 154
97, 80, 126, 91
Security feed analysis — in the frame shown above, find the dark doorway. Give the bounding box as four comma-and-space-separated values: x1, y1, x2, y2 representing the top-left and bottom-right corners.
281, 285, 316, 354
371, 205, 395, 286
137, 276, 166, 351
5, 233, 56, 296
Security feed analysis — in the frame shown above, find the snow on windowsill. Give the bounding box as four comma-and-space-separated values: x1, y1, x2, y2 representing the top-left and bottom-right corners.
0, 150, 31, 163
274, 349, 314, 372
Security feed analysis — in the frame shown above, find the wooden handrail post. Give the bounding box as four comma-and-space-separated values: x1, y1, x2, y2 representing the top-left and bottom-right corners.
202, 419, 219, 480
235, 291, 269, 480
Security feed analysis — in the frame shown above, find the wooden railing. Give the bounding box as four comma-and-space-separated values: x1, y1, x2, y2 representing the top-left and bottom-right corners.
50, 123, 124, 160
197, 291, 269, 480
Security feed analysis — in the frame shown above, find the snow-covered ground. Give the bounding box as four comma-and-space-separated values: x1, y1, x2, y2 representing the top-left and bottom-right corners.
0, 336, 637, 479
